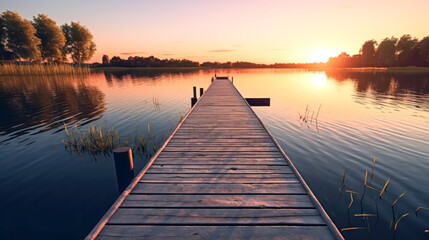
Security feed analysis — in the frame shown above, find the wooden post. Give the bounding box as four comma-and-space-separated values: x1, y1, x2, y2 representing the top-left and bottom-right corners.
191, 97, 197, 107
211, 77, 214, 82
191, 86, 197, 107
215, 74, 217, 78
200, 88, 204, 97
113, 147, 134, 192
232, 76, 234, 84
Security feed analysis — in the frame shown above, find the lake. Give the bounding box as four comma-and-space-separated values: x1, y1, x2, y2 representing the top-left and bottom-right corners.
0, 68, 428, 239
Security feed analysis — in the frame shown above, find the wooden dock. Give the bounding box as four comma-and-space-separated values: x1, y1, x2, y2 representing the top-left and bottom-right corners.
87, 78, 343, 239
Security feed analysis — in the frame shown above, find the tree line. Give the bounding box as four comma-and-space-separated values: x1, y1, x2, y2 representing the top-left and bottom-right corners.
103, 56, 329, 69
106, 56, 200, 68
327, 34, 429, 67
0, 11, 96, 63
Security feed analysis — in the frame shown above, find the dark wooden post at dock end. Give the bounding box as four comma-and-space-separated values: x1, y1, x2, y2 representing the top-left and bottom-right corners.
113, 147, 134, 192
200, 88, 204, 97
191, 86, 197, 107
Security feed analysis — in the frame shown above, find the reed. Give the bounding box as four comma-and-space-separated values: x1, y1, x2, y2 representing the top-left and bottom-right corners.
415, 207, 429, 214
60, 122, 154, 155
299, 104, 321, 131
0, 63, 91, 76
336, 155, 427, 236
341, 227, 363, 231
354, 214, 376, 217
391, 192, 406, 208
379, 177, 390, 198
394, 213, 409, 231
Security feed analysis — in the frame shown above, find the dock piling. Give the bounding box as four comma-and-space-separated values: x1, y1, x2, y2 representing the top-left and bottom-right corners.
113, 147, 134, 192
191, 86, 197, 107
200, 88, 204, 97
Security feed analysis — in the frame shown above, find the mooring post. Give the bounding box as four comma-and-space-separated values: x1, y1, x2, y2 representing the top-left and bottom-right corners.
113, 147, 134, 192
191, 86, 197, 107
215, 74, 217, 78
200, 88, 204, 97
211, 77, 214, 82
232, 76, 234, 84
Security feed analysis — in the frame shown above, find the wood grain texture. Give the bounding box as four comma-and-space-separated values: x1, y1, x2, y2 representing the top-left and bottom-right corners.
98, 225, 334, 240
108, 208, 324, 225
121, 194, 313, 208
131, 183, 306, 194
90, 79, 341, 240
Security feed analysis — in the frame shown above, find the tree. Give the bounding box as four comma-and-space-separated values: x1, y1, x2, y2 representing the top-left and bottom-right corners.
375, 37, 397, 67
417, 37, 429, 66
396, 34, 419, 66
1, 11, 41, 60
360, 40, 377, 66
0, 16, 12, 60
61, 22, 96, 63
102, 54, 110, 64
32, 14, 66, 62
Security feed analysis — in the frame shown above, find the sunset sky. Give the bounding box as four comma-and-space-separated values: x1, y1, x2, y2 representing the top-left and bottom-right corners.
1, 0, 428, 63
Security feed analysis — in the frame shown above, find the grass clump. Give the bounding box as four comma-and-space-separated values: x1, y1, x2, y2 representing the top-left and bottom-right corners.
60, 122, 154, 157
0, 63, 91, 76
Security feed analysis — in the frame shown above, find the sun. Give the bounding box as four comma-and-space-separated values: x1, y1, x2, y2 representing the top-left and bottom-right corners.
309, 49, 337, 63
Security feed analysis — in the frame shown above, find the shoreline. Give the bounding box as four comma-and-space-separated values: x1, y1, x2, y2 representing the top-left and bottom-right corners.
96, 66, 429, 73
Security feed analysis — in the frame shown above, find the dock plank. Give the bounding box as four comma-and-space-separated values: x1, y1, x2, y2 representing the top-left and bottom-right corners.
98, 226, 334, 240
121, 194, 314, 208
87, 78, 342, 240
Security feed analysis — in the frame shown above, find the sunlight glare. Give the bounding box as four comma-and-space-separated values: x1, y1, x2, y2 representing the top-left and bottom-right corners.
312, 73, 327, 87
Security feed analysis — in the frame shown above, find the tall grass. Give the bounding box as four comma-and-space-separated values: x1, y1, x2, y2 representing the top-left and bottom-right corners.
0, 63, 91, 76
60, 122, 154, 157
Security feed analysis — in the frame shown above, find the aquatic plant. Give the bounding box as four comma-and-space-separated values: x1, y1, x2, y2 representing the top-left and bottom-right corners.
298, 104, 321, 132
60, 122, 154, 157
335, 155, 429, 237
0, 63, 91, 76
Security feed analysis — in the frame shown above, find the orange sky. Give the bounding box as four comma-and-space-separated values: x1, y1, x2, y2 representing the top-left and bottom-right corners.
2, 0, 429, 63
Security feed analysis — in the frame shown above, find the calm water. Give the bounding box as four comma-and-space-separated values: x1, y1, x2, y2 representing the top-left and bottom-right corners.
0, 69, 428, 239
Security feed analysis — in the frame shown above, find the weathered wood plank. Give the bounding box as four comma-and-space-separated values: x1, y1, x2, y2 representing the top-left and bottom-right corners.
141, 173, 295, 180
146, 168, 293, 174
108, 208, 324, 225
155, 157, 285, 161
158, 152, 283, 158
149, 165, 292, 170
122, 194, 313, 208
163, 146, 279, 152
166, 142, 277, 147
131, 183, 306, 194
89, 78, 342, 240
98, 225, 334, 240
153, 159, 287, 165
168, 138, 275, 144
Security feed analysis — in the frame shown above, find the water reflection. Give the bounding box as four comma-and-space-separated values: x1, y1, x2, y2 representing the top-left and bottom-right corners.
103, 68, 200, 82
0, 75, 105, 142
325, 70, 429, 95
324, 70, 429, 114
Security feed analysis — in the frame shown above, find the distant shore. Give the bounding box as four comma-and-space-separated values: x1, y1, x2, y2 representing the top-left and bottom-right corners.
95, 66, 429, 73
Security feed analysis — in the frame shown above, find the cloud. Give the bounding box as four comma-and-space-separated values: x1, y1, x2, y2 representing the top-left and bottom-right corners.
208, 49, 234, 53
162, 53, 175, 56
120, 52, 146, 55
